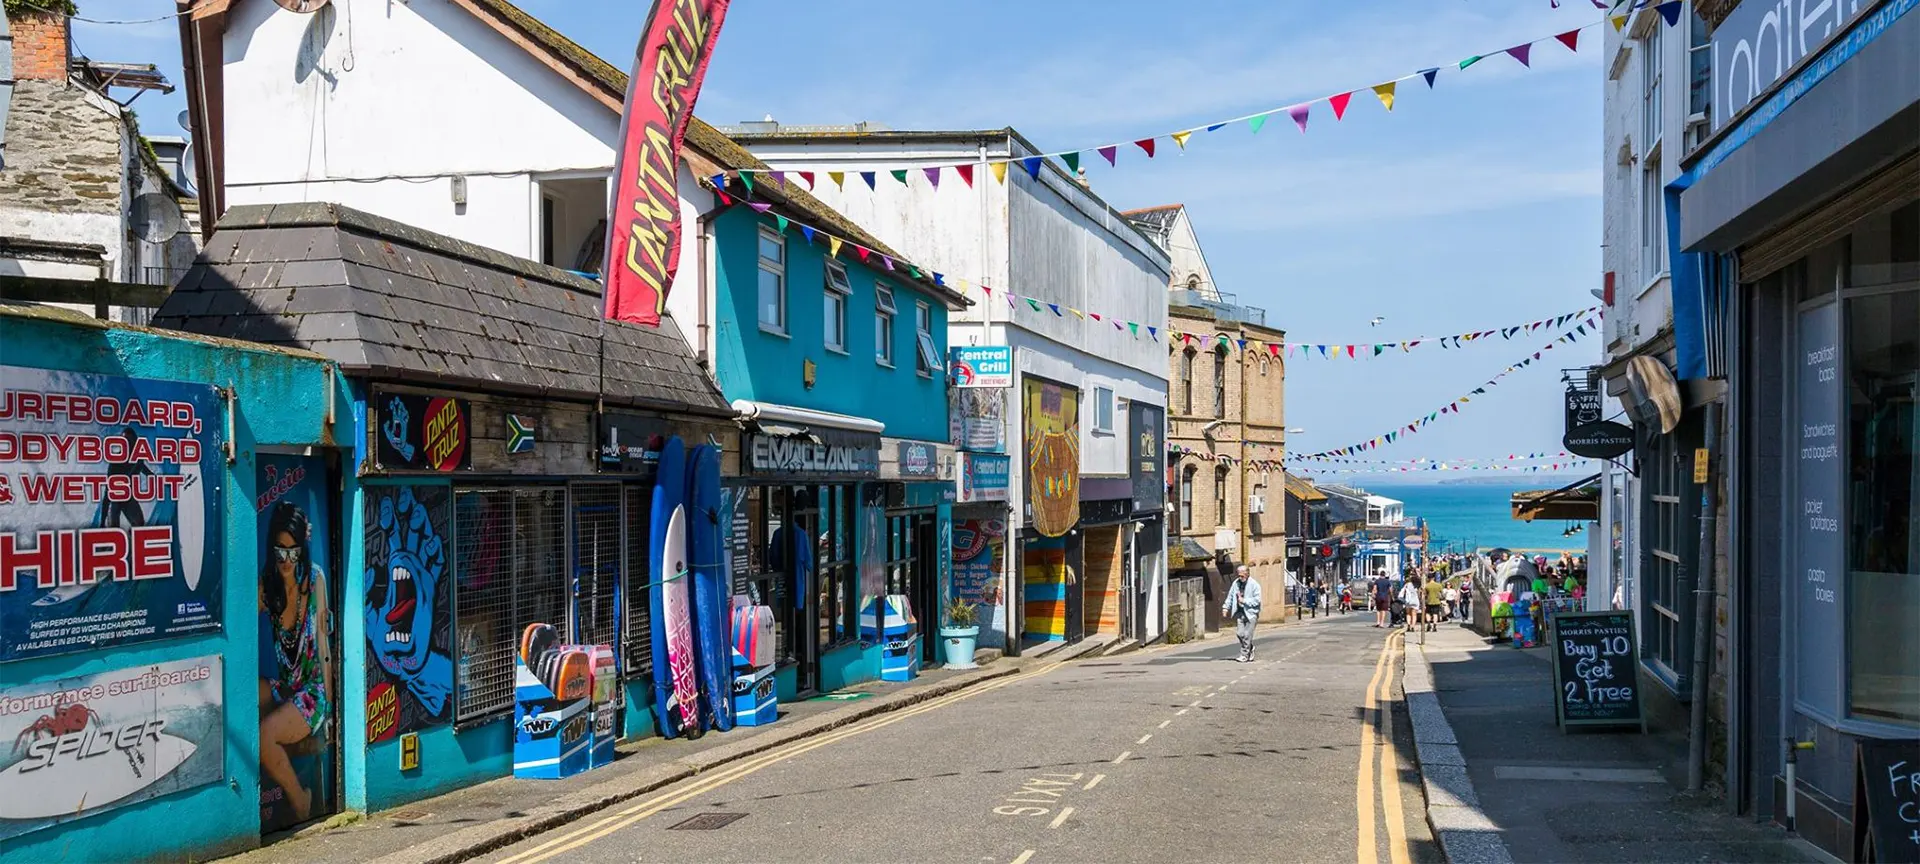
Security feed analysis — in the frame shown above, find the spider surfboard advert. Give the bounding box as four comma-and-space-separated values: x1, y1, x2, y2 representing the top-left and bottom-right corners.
0, 367, 225, 663
0, 656, 225, 841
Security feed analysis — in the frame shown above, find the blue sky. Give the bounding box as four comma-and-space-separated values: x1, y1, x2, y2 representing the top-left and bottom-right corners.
73, 0, 1604, 482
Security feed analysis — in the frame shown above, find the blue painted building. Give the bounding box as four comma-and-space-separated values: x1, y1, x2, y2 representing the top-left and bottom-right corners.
0, 303, 340, 861
666, 125, 973, 696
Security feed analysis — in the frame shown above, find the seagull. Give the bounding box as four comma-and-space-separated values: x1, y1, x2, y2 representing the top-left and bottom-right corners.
1368, 316, 1387, 327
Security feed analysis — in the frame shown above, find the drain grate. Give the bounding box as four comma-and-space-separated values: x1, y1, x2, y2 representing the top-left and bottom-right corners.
668, 812, 748, 831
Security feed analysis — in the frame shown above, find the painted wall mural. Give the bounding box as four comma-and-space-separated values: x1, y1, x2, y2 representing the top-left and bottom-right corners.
952, 519, 1005, 649
256, 455, 335, 831
1022, 379, 1080, 537
1021, 536, 1069, 641
363, 485, 452, 744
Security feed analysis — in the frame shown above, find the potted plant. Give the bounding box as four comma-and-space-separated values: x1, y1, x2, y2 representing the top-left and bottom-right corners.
940, 597, 981, 669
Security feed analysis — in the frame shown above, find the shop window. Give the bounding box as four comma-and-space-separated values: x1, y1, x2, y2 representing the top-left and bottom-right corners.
1180, 349, 1196, 415
1844, 277, 1919, 725
623, 485, 654, 675
1180, 466, 1196, 532
824, 260, 852, 353
1092, 386, 1114, 434
758, 227, 786, 334
817, 486, 857, 648
1215, 465, 1230, 528
915, 301, 938, 376
1639, 423, 1698, 686
875, 286, 896, 367
1212, 345, 1229, 419
453, 487, 568, 725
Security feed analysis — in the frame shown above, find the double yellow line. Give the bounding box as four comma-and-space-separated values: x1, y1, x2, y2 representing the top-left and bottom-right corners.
493, 660, 1068, 864
1356, 630, 1411, 864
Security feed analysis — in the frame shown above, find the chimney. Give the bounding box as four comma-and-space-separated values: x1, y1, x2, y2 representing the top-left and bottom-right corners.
7, 7, 71, 82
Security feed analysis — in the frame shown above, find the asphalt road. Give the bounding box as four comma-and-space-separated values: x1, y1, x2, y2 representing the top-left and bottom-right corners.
480, 613, 1439, 864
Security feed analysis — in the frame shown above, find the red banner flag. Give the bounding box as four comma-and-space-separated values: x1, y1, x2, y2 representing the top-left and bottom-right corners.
604, 0, 733, 326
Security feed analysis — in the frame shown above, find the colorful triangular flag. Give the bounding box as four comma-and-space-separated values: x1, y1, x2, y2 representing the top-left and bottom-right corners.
861, 172, 876, 190
890, 169, 909, 186
1330, 92, 1353, 120
924, 167, 941, 189
1249, 114, 1269, 134
774, 215, 788, 233
1289, 105, 1310, 133
1421, 68, 1440, 88
1372, 82, 1396, 112
828, 236, 843, 258
1098, 145, 1118, 166
1555, 29, 1581, 52
1506, 43, 1532, 67
1460, 55, 1483, 70
956, 164, 974, 187
990, 162, 1008, 184
1021, 156, 1044, 178
1135, 138, 1156, 158
1062, 151, 1080, 173
828, 171, 845, 188
1656, 1, 1683, 27
1170, 130, 1192, 149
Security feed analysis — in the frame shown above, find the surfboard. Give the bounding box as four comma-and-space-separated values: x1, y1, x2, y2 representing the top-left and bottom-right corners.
684, 444, 734, 732
0, 732, 197, 819
176, 464, 205, 591
649, 439, 700, 738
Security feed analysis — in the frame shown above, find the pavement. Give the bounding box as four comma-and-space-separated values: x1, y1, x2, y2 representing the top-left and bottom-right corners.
1400, 622, 1816, 864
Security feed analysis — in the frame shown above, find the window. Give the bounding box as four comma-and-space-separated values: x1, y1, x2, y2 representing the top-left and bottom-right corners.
914, 301, 938, 376
1180, 466, 1196, 531
1215, 466, 1230, 528
875, 286, 896, 366
1640, 421, 1699, 684
540, 196, 557, 267
1092, 386, 1114, 433
1640, 22, 1662, 157
1686, 11, 1712, 148
824, 260, 852, 353
814, 485, 857, 648
757, 227, 786, 333
1251, 483, 1267, 535
1213, 345, 1229, 419
1642, 162, 1667, 280
1180, 350, 1196, 415
453, 487, 568, 725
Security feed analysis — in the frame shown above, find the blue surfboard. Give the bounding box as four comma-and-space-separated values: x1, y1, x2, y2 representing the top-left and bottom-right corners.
685, 444, 734, 732
649, 438, 700, 738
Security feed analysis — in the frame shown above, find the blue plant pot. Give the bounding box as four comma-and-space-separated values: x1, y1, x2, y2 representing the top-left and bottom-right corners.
940, 626, 980, 669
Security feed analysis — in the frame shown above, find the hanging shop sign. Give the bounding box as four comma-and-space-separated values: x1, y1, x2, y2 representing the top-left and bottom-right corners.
744, 429, 880, 480
948, 346, 1013, 389
0, 367, 225, 663
0, 655, 225, 841
1564, 384, 1602, 433
1623, 356, 1682, 435
375, 391, 470, 472
896, 441, 939, 479
950, 388, 1007, 453
596, 411, 670, 474
956, 452, 1011, 503
1129, 403, 1164, 512
363, 484, 454, 743
1548, 610, 1644, 730
1562, 421, 1635, 460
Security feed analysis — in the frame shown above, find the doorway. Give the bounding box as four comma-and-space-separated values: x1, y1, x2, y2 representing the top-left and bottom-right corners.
884, 509, 939, 665
257, 453, 341, 835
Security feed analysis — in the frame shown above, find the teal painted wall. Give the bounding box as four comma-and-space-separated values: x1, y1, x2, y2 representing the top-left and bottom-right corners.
0, 311, 338, 863
711, 207, 950, 443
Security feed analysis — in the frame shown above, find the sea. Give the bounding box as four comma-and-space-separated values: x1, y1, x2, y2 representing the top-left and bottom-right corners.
1357, 481, 1590, 555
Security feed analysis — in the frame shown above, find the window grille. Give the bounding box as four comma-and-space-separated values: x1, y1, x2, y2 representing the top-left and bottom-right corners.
453, 486, 568, 725
624, 484, 655, 675
574, 483, 623, 653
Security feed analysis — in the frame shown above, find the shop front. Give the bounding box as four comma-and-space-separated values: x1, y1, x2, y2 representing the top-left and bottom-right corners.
952, 451, 1013, 651
879, 438, 956, 668
1018, 376, 1083, 649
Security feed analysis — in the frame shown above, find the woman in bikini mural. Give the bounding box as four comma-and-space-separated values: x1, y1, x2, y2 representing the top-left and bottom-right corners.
259, 501, 332, 825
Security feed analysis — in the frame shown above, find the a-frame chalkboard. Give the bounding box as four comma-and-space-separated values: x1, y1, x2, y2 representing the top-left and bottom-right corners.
1549, 609, 1646, 731
1853, 738, 1920, 864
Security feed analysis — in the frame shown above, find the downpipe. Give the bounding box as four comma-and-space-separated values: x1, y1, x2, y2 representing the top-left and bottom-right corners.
1687, 401, 1722, 793
1782, 736, 1815, 832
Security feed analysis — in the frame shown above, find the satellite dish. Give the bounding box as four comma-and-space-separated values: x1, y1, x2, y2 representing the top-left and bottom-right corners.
273, 0, 332, 11
176, 109, 192, 132
131, 192, 186, 243
178, 144, 200, 199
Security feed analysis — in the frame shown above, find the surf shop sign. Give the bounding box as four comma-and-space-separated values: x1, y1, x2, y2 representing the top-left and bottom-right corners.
0, 368, 225, 663
744, 430, 879, 480
0, 655, 225, 840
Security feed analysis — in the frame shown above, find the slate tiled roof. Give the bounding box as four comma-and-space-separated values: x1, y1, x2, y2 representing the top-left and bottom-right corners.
1121, 203, 1182, 233
1284, 474, 1326, 502
153, 202, 732, 416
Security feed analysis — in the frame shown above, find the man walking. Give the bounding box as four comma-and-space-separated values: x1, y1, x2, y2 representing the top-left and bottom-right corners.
1372, 572, 1392, 628
1222, 565, 1262, 662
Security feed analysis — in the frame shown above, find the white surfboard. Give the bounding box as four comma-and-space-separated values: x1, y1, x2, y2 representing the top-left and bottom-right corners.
661, 505, 700, 732
0, 732, 197, 819
176, 466, 204, 591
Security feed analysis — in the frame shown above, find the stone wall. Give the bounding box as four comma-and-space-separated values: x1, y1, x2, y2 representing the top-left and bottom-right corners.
0, 79, 127, 218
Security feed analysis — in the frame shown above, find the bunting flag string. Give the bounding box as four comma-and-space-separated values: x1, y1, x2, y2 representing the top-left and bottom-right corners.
720, 4, 1685, 187
1291, 325, 1600, 461
1166, 306, 1601, 359
1298, 459, 1595, 474
1295, 451, 1578, 465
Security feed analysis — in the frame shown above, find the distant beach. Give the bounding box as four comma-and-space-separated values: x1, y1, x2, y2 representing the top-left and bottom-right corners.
1331, 480, 1590, 554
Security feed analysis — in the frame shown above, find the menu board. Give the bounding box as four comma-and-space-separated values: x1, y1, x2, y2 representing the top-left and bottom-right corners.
1794, 302, 1844, 719
1853, 738, 1920, 864
1549, 610, 1645, 729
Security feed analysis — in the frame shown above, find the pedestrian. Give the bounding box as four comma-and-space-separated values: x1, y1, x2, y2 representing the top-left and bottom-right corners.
1442, 582, 1459, 621
1340, 582, 1353, 614
1306, 581, 1322, 619
1422, 573, 1445, 632
1222, 565, 1262, 662
1372, 573, 1392, 628
1399, 575, 1423, 632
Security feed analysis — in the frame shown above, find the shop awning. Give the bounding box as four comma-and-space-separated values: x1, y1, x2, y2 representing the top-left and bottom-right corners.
732, 399, 885, 434
1511, 473, 1602, 522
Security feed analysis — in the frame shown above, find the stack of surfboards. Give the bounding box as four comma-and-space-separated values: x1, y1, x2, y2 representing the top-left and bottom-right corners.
512, 623, 611, 779
731, 601, 778, 725
860, 594, 920, 682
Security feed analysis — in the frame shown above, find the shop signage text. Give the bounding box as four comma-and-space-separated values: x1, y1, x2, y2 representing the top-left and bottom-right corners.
949, 346, 1013, 388
1129, 403, 1164, 512
746, 431, 879, 479
597, 412, 669, 474
376, 391, 470, 472
1712, 0, 1870, 132
0, 368, 225, 662
958, 453, 1011, 503
896, 441, 938, 478
0, 656, 224, 840
1793, 302, 1843, 718
1548, 611, 1643, 729
1564, 384, 1602, 433
1563, 421, 1635, 460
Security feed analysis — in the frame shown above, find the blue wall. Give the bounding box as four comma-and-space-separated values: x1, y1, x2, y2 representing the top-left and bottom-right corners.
0, 309, 339, 862
712, 207, 950, 442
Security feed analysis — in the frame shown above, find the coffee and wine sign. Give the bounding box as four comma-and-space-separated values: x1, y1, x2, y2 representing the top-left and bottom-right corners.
1549, 610, 1645, 730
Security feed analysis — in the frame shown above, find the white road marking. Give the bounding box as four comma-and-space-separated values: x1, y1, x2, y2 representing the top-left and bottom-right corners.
1176, 708, 1189, 716
1157, 719, 1171, 729
1113, 751, 1132, 763
1048, 807, 1075, 829
1136, 734, 1152, 744
1010, 851, 1036, 864
1083, 773, 1106, 790
1189, 699, 1202, 707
